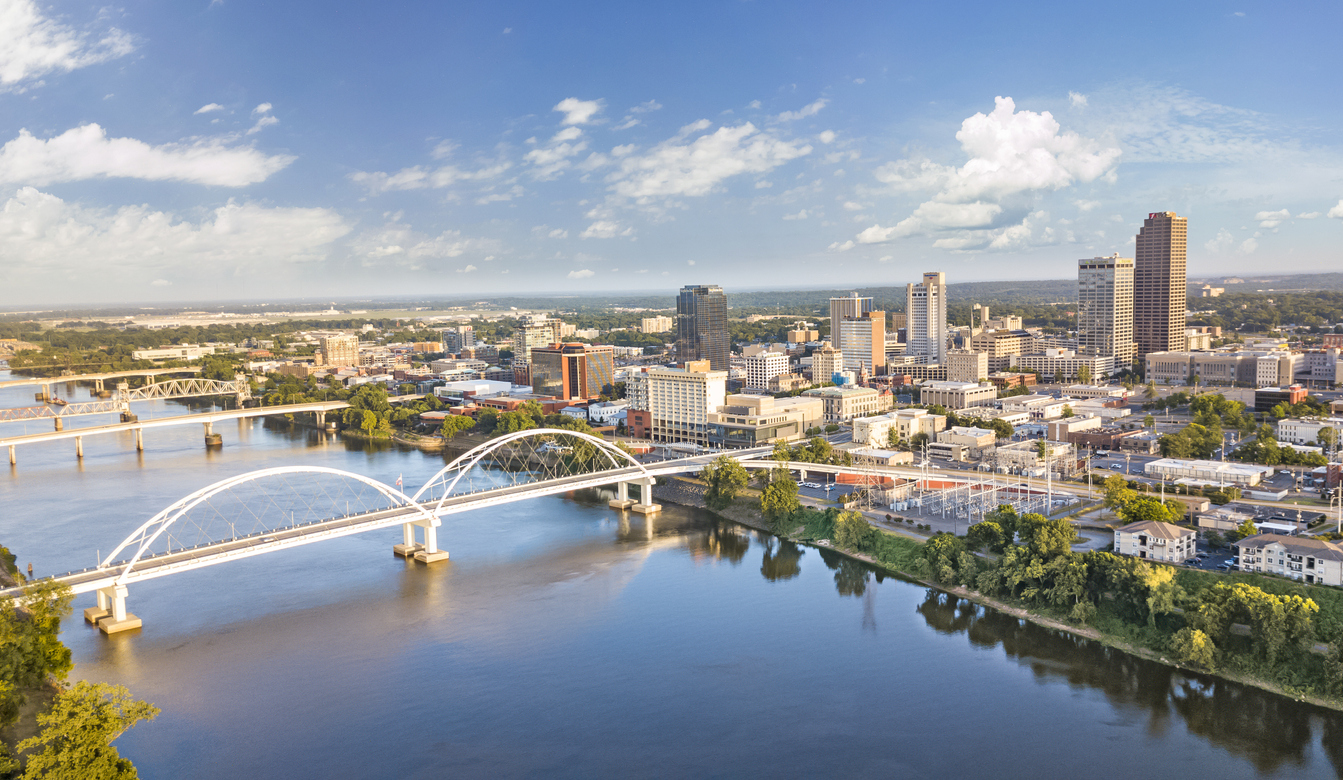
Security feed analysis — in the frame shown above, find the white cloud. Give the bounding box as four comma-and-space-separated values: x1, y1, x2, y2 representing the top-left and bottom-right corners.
606, 122, 811, 203
554, 97, 605, 126
877, 255, 892, 263
754, 180, 772, 188
828, 240, 854, 251
1074, 199, 1100, 212
252, 103, 272, 115
351, 223, 501, 270
458, 264, 477, 273
859, 96, 1119, 244
1069, 91, 1088, 108
0, 187, 350, 277
349, 157, 511, 195
1254, 209, 1290, 228
548, 228, 568, 238
1297, 212, 1320, 219
1240, 237, 1258, 253
246, 115, 279, 135
782, 209, 808, 220
0, 0, 135, 89
579, 220, 631, 239
842, 201, 863, 211
0, 124, 295, 187
1328, 200, 1343, 220
1205, 229, 1235, 254
524, 127, 589, 180
614, 100, 662, 130
817, 130, 836, 144
775, 98, 828, 122
567, 269, 595, 279
194, 103, 225, 115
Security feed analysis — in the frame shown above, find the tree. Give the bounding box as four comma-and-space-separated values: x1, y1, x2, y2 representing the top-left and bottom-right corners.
1015, 512, 1077, 559
1077, 365, 1092, 385
700, 456, 749, 510
0, 582, 74, 726
1171, 627, 1216, 670
17, 681, 159, 780
1054, 369, 1064, 384
1101, 473, 1135, 518
965, 520, 1005, 553
910, 432, 929, 452
1234, 517, 1259, 540
1143, 414, 1155, 429
439, 415, 475, 439
1118, 496, 1174, 526
987, 418, 1014, 440
833, 511, 877, 552
760, 467, 801, 531
1144, 381, 1158, 401
1061, 405, 1074, 418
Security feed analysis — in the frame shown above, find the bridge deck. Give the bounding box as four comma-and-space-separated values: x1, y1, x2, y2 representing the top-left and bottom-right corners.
0, 401, 349, 448
0, 367, 202, 390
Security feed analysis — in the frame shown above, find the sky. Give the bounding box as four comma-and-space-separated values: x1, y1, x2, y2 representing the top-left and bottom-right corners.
1, 0, 1341, 306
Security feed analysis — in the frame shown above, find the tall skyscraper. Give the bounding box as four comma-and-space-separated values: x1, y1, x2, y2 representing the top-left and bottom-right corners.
1133, 212, 1187, 356
839, 311, 886, 374
512, 314, 562, 364
906, 272, 948, 364
829, 292, 874, 366
1078, 254, 1135, 367
676, 285, 729, 371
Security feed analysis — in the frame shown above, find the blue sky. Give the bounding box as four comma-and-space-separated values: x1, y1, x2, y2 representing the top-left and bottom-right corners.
2, 0, 1340, 305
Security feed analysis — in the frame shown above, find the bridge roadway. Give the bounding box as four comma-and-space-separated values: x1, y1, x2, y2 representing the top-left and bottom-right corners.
0, 367, 201, 391
3, 448, 774, 599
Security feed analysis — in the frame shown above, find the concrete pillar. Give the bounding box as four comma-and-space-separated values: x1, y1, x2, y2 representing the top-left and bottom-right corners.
53, 417, 63, 431
393, 522, 423, 558
415, 523, 450, 563
8, 446, 14, 465
92, 585, 141, 634
75, 436, 83, 458
135, 428, 143, 451
315, 410, 325, 425
632, 477, 662, 515
94, 378, 104, 392
608, 480, 636, 509
204, 421, 222, 447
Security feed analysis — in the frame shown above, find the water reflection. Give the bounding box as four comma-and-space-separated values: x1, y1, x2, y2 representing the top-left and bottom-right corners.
915, 590, 1343, 777
818, 548, 870, 598
760, 539, 804, 582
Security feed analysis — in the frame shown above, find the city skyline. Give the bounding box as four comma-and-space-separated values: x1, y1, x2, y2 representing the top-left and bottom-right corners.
2, 1, 1342, 306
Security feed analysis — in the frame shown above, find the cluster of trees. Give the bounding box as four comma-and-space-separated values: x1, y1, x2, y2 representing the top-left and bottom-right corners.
1232, 424, 1329, 467
770, 437, 852, 467
0, 582, 157, 777
1188, 290, 1343, 333
925, 406, 1015, 440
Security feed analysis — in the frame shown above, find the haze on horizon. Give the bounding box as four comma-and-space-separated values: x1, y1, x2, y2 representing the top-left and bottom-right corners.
1, 0, 1340, 307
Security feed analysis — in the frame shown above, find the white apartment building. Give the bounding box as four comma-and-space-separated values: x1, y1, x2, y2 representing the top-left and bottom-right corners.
1078, 254, 1136, 365
319, 335, 359, 367
1277, 417, 1343, 446
851, 408, 946, 447
745, 350, 789, 392
640, 315, 674, 334
919, 381, 997, 410
906, 271, 948, 364
1018, 349, 1116, 383
625, 370, 650, 411
1114, 520, 1197, 563
946, 349, 989, 383
1257, 352, 1303, 388
646, 366, 728, 445
1234, 534, 1343, 586
1001, 394, 1074, 420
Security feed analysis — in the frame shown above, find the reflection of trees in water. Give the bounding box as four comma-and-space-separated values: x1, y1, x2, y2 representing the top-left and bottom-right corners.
760, 539, 804, 582
916, 590, 1343, 776
818, 548, 869, 598
681, 521, 752, 565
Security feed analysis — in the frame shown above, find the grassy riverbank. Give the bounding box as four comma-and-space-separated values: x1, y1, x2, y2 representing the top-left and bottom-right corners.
651, 476, 1343, 713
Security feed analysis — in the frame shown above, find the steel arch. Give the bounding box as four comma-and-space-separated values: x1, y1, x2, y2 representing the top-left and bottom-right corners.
99, 466, 437, 586
411, 428, 650, 514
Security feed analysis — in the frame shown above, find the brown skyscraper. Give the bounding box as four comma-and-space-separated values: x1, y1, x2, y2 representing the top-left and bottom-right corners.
1133, 211, 1187, 357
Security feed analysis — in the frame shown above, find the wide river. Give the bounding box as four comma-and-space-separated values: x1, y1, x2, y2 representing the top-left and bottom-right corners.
1, 372, 1342, 778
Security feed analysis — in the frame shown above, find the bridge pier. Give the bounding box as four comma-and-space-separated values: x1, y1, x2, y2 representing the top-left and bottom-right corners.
75, 436, 83, 458
135, 428, 143, 451
608, 480, 636, 509
53, 417, 63, 431
204, 421, 222, 448
84, 585, 141, 634
631, 477, 661, 515
8, 446, 14, 466
393, 519, 449, 563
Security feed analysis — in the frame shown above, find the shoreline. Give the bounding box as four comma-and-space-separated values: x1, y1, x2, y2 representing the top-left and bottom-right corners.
650, 476, 1343, 714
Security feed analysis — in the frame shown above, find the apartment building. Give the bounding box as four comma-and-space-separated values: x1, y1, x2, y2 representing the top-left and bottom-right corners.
1277, 417, 1343, 445
802, 385, 891, 422
812, 344, 844, 384
1114, 520, 1197, 563
839, 312, 886, 374
1234, 534, 1343, 586
946, 349, 989, 383
1017, 349, 1115, 383
745, 350, 790, 392
906, 272, 948, 364
646, 365, 728, 445
919, 381, 997, 410
969, 329, 1037, 358
640, 315, 674, 334
1077, 254, 1136, 365
851, 408, 947, 447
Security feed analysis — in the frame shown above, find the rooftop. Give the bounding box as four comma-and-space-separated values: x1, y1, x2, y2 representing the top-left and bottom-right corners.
1116, 520, 1192, 540
1235, 534, 1343, 562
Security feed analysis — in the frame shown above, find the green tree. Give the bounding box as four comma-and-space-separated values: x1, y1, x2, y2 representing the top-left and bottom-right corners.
760, 467, 801, 531
965, 520, 1005, 553
1077, 365, 1092, 385
0, 581, 75, 725
17, 681, 159, 780
1143, 414, 1155, 429
1144, 381, 1158, 401
1060, 405, 1074, 418
1171, 627, 1216, 670
1234, 517, 1259, 540
1015, 513, 1077, 559
439, 415, 475, 439
1101, 473, 1135, 518
910, 432, 929, 452
833, 511, 877, 552
1117, 496, 1174, 526
700, 456, 749, 510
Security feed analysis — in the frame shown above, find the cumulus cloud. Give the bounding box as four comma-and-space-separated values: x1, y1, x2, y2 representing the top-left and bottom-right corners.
349, 155, 511, 194
567, 268, 595, 279
0, 0, 135, 89
0, 187, 349, 277
613, 100, 663, 130
1254, 209, 1290, 228
1329, 200, 1343, 219
828, 240, 854, 252
0, 124, 294, 187
605, 122, 811, 203
1074, 199, 1101, 211
246, 115, 279, 135
1069, 91, 1088, 108
782, 209, 808, 220
859, 96, 1119, 244
523, 126, 589, 180
1204, 228, 1259, 255
817, 130, 836, 144
351, 222, 501, 270
554, 97, 605, 125
580, 220, 632, 239
1297, 212, 1320, 219
458, 264, 477, 273
775, 98, 828, 122
194, 103, 225, 115
548, 228, 568, 238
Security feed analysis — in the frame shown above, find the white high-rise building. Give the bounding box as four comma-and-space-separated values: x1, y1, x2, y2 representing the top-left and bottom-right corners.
1078, 254, 1135, 366
745, 351, 789, 392
646, 366, 728, 445
906, 271, 948, 364
829, 292, 873, 360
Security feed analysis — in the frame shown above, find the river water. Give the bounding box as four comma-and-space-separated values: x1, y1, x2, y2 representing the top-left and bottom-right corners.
1, 372, 1341, 779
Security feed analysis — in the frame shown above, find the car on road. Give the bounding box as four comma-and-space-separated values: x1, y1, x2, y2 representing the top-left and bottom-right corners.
1183, 558, 1199, 566
1110, 464, 1123, 469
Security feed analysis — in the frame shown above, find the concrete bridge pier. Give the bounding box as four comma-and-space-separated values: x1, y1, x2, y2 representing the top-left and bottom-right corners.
204, 421, 222, 448
608, 480, 636, 509
8, 446, 14, 466
135, 428, 144, 451
631, 477, 661, 515
53, 417, 63, 431
75, 436, 83, 458
84, 585, 141, 634
393, 519, 449, 563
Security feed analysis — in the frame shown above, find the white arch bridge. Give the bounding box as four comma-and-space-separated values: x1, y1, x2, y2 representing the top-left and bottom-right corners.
3, 429, 771, 634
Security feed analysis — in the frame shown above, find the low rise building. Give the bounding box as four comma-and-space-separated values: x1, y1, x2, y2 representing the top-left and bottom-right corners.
993, 440, 1076, 474
988, 371, 1037, 391
1046, 415, 1103, 441
1254, 385, 1308, 413
587, 400, 629, 426
706, 394, 824, 448
1234, 534, 1343, 586
851, 408, 947, 447
919, 381, 997, 410
1277, 417, 1343, 446
849, 447, 914, 467
131, 344, 217, 361
768, 373, 811, 393
1143, 458, 1273, 487
1017, 349, 1115, 383
932, 426, 996, 461
1196, 506, 1256, 532
1001, 394, 1073, 420
802, 385, 891, 422
1062, 384, 1130, 399
1114, 520, 1197, 563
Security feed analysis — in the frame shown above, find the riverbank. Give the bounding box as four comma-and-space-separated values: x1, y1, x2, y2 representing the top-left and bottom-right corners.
650, 477, 1343, 714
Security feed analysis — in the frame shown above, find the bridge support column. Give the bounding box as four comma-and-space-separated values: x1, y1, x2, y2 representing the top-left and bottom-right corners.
632, 477, 661, 515
204, 421, 222, 448
8, 446, 14, 466
608, 480, 636, 509
87, 585, 141, 634
392, 522, 423, 558
53, 417, 63, 431
135, 428, 143, 451
75, 436, 83, 458
414, 524, 450, 563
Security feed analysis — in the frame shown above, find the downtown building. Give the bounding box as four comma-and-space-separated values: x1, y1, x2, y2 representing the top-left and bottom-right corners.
1134, 212, 1188, 356
676, 285, 729, 371
838, 311, 886, 375
513, 315, 563, 365
1077, 254, 1135, 367
906, 272, 948, 364
528, 343, 616, 401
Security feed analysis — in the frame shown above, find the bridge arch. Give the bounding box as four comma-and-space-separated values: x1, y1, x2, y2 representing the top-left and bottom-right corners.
411, 428, 651, 514
99, 466, 437, 586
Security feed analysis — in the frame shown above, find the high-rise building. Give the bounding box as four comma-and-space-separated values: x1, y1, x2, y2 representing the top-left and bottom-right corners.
829, 292, 873, 357
640, 315, 674, 334
744, 350, 789, 392
812, 344, 844, 384
906, 272, 948, 364
513, 315, 562, 364
442, 325, 474, 355
676, 285, 729, 371
320, 335, 359, 367
1134, 212, 1187, 356
839, 311, 886, 374
528, 343, 615, 400
646, 365, 728, 445
1078, 254, 1136, 366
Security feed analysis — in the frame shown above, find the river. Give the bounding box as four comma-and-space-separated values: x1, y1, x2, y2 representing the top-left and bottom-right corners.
1, 372, 1341, 778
